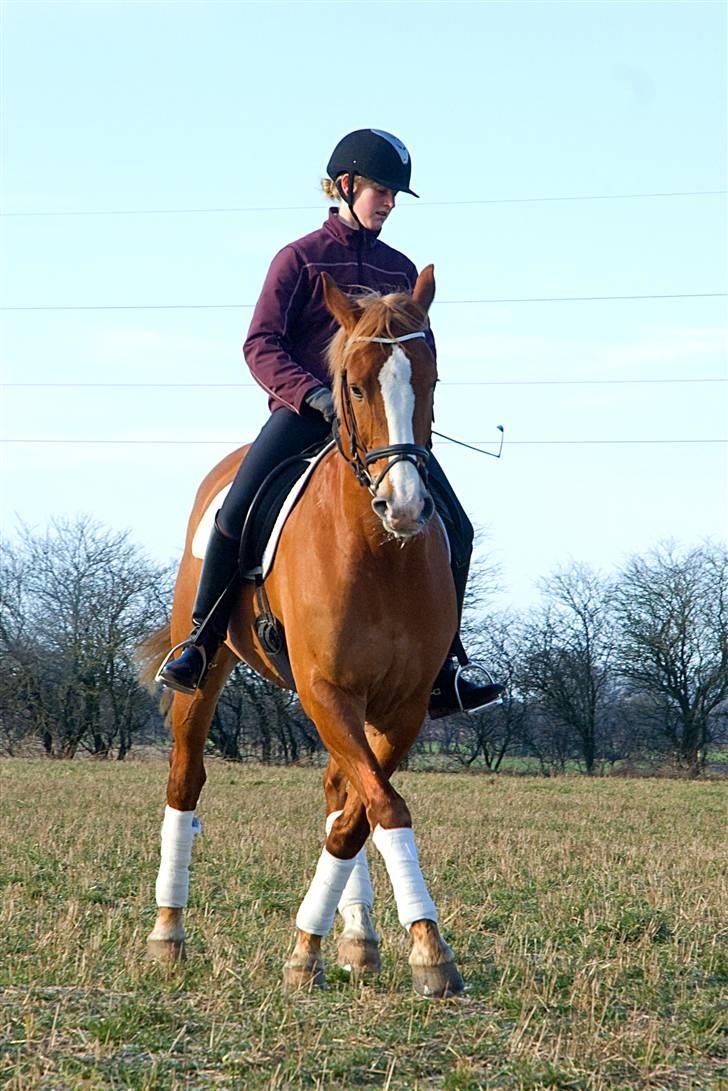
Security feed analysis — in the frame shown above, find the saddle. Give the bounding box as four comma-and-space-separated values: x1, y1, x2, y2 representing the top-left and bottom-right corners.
190, 440, 334, 693
238, 441, 334, 581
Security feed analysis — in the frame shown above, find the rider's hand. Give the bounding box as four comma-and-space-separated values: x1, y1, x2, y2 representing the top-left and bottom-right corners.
304, 386, 336, 423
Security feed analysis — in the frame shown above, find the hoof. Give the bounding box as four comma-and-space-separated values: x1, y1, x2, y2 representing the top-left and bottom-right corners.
146, 938, 186, 962
283, 958, 326, 991
337, 937, 381, 976
411, 961, 465, 998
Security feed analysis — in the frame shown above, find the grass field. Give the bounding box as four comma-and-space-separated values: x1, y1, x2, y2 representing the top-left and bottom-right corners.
1, 759, 726, 1090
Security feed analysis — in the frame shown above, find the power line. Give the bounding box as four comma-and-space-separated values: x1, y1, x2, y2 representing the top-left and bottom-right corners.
1, 189, 724, 219
2, 438, 724, 447
1, 291, 725, 313
2, 377, 725, 391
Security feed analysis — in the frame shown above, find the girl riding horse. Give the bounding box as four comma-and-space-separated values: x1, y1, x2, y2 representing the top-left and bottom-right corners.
158, 128, 503, 717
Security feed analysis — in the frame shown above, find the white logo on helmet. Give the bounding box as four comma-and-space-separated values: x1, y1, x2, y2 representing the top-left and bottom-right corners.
370, 129, 409, 165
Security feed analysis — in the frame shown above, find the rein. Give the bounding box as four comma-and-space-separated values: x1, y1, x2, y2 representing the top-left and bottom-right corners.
333, 330, 431, 495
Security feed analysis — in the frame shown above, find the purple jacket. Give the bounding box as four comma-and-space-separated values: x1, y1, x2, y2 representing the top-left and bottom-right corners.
243, 208, 435, 413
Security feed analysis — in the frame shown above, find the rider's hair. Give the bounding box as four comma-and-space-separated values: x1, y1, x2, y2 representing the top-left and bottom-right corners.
321, 175, 376, 202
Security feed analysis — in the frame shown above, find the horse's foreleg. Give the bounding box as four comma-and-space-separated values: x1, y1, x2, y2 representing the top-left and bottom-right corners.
372, 824, 464, 997
285, 685, 408, 989
147, 647, 237, 962
408, 920, 464, 998
365, 712, 465, 999
326, 805, 381, 976
320, 729, 463, 996
290, 684, 463, 994
283, 806, 360, 988
323, 760, 381, 976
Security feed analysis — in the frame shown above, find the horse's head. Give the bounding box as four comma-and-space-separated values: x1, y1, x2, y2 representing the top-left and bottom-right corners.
323, 266, 438, 540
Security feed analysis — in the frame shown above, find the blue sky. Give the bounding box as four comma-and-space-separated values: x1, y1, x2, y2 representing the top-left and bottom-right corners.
1, 0, 726, 610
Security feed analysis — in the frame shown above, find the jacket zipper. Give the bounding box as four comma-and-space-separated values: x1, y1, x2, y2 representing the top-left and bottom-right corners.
357, 230, 364, 286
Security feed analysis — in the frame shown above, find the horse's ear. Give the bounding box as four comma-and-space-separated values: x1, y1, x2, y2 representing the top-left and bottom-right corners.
412, 264, 436, 315
321, 272, 358, 332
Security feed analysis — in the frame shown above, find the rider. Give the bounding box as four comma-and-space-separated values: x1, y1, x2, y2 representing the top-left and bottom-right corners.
158, 128, 504, 717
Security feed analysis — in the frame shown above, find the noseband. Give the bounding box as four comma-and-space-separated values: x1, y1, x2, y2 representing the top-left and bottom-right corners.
333, 330, 431, 495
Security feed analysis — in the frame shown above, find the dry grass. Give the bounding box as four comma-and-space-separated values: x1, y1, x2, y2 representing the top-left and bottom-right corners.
1, 759, 726, 1090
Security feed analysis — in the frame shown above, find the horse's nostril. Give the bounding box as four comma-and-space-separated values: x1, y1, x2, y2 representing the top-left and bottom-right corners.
420, 494, 435, 524
371, 498, 389, 520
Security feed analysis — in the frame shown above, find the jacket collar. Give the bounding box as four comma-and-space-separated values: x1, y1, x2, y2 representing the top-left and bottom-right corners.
323, 207, 380, 250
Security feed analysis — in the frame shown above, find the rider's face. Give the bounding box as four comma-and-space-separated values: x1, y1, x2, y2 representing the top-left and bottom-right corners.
345, 179, 397, 231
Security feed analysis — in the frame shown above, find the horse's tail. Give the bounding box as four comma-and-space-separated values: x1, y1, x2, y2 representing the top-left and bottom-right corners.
135, 625, 174, 721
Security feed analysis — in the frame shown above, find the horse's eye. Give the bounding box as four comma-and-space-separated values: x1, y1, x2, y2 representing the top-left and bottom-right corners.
350, 385, 364, 400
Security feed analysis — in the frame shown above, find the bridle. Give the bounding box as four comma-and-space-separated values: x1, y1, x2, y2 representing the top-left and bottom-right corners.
333, 330, 432, 496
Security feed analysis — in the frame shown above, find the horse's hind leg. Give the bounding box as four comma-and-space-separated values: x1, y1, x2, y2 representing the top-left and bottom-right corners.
323, 760, 381, 977
147, 646, 237, 962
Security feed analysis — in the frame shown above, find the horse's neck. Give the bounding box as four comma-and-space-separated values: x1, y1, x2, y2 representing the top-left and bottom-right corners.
324, 454, 432, 574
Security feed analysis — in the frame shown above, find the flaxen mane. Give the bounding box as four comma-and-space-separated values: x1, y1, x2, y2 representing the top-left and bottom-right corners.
326, 291, 428, 389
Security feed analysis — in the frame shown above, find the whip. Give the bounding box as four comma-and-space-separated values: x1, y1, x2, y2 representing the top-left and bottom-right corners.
433, 424, 504, 459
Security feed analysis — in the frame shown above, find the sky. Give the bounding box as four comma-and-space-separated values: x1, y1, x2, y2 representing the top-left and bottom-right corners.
1, 0, 726, 613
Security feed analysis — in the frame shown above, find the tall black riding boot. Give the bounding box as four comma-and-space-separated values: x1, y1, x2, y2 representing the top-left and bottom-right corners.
428, 545, 505, 719
156, 520, 240, 696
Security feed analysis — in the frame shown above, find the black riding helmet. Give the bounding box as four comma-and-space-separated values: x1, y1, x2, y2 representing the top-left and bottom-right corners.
327, 129, 419, 224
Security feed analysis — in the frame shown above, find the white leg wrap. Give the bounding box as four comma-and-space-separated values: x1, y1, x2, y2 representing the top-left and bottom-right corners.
295, 848, 357, 937
155, 806, 201, 908
340, 902, 380, 944
325, 809, 374, 912
372, 825, 438, 929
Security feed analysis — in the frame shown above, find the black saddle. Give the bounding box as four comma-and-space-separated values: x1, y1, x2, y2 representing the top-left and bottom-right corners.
238, 439, 333, 580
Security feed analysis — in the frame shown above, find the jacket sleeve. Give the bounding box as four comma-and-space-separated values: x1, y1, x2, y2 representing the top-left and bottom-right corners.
243, 245, 322, 414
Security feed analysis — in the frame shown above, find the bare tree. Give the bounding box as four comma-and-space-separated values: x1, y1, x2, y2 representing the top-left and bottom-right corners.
209, 661, 322, 764
0, 544, 38, 754
452, 610, 528, 769
0, 517, 171, 757
520, 564, 616, 774
421, 533, 516, 767
614, 541, 728, 774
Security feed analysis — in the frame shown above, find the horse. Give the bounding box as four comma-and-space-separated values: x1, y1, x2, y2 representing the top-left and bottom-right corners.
141, 265, 465, 997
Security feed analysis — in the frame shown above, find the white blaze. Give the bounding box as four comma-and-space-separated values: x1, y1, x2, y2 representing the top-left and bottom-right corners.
377, 346, 425, 514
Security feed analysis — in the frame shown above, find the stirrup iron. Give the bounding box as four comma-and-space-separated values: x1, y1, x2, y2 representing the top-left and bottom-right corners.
154, 638, 209, 694
154, 638, 203, 678
453, 661, 503, 715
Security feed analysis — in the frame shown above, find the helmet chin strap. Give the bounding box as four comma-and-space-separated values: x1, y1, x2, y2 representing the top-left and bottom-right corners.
337, 171, 363, 229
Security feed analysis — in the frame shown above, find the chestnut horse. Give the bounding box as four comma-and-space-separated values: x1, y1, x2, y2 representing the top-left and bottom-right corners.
143, 266, 465, 997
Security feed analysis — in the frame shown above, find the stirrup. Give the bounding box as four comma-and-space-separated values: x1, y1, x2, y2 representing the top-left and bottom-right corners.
154, 638, 208, 695
452, 661, 504, 715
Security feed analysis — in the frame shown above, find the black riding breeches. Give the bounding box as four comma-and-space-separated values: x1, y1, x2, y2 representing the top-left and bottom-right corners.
427, 455, 474, 661
427, 454, 474, 579
217, 406, 331, 539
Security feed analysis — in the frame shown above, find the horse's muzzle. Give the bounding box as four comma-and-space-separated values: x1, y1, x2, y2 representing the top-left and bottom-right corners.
371, 492, 435, 538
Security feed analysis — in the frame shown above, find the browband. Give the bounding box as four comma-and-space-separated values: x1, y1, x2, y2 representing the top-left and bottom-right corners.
347, 331, 427, 345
